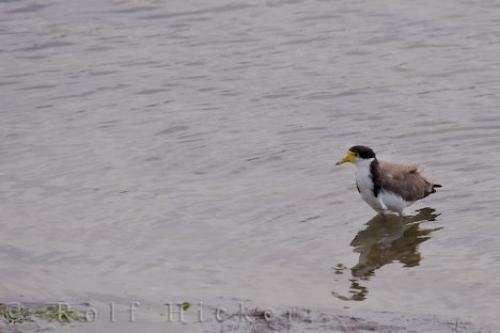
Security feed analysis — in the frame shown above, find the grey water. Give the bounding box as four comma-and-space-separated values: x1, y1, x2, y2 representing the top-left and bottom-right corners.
1, 0, 500, 330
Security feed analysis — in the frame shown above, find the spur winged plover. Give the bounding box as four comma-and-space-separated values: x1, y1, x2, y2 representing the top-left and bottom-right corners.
336, 145, 441, 215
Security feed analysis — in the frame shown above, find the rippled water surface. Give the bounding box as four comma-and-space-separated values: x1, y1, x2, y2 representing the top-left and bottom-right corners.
1, 0, 500, 330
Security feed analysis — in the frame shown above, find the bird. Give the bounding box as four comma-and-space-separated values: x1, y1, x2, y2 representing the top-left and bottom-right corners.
336, 145, 441, 215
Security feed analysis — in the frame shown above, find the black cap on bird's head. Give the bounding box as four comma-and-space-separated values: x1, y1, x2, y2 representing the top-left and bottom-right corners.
336, 145, 376, 165
349, 145, 376, 159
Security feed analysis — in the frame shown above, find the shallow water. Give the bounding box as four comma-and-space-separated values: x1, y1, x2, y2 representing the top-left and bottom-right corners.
1, 0, 500, 330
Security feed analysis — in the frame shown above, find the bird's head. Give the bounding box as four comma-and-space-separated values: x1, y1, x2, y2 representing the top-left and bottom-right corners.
336, 145, 376, 166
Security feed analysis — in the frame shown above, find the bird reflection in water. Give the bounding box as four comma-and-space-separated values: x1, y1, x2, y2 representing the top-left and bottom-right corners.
332, 207, 442, 301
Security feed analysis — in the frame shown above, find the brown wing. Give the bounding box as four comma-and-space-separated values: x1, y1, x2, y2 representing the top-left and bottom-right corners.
376, 161, 436, 202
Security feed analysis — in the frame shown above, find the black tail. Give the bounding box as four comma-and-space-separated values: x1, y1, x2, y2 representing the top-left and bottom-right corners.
431, 184, 442, 193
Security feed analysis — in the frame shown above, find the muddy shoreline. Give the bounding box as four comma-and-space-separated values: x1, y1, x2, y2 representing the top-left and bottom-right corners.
0, 300, 483, 333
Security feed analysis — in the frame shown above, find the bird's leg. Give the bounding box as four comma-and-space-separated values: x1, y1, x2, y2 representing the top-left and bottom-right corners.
377, 197, 388, 212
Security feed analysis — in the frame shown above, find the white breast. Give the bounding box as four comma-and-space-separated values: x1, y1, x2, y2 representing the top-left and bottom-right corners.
354, 158, 385, 212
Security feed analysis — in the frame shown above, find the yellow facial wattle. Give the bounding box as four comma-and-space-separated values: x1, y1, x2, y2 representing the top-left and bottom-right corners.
336, 150, 356, 165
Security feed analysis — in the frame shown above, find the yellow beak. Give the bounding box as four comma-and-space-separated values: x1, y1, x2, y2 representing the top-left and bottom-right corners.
336, 150, 356, 165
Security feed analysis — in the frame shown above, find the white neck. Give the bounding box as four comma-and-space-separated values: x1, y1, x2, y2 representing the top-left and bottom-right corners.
354, 157, 375, 170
